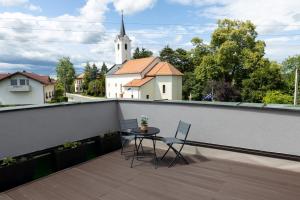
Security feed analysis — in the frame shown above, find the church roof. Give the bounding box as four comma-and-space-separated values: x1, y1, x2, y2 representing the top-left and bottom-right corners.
114, 57, 157, 75
76, 73, 85, 79
146, 62, 183, 76
120, 13, 126, 37
123, 77, 154, 87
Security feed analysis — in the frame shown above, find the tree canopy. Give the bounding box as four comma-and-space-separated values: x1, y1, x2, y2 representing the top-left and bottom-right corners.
56, 57, 76, 94
133, 47, 153, 59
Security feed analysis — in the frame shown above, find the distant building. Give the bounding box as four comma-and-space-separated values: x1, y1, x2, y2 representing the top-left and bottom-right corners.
105, 14, 183, 100
75, 73, 84, 93
0, 71, 55, 105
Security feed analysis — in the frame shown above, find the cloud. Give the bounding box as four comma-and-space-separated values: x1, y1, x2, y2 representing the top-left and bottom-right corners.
0, 0, 42, 12
113, 0, 156, 15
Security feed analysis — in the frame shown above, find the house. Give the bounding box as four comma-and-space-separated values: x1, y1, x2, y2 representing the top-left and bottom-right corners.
105, 15, 183, 100
74, 73, 84, 93
0, 71, 55, 105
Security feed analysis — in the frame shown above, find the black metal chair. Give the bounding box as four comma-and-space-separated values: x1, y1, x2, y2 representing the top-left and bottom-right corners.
120, 119, 144, 157
161, 120, 191, 167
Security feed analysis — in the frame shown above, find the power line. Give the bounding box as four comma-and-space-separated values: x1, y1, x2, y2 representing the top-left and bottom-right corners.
2, 17, 300, 28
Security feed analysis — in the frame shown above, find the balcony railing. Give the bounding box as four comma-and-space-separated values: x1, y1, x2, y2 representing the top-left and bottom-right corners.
8, 85, 31, 92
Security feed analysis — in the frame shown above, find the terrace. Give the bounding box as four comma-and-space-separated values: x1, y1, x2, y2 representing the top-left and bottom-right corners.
1, 100, 300, 199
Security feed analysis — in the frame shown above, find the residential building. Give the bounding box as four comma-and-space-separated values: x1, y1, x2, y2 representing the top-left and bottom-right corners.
0, 71, 55, 105
106, 15, 183, 100
75, 73, 84, 93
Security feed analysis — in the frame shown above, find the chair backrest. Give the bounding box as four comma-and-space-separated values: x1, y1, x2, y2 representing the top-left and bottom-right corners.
175, 120, 191, 141
120, 119, 138, 131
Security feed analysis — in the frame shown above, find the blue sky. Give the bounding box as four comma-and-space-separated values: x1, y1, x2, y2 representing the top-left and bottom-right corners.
0, 0, 300, 76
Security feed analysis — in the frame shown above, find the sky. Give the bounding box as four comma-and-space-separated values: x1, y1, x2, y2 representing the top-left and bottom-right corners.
1, 0, 300, 76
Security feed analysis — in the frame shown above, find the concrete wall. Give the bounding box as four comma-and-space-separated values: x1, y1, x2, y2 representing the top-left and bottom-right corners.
118, 101, 300, 157
0, 101, 119, 159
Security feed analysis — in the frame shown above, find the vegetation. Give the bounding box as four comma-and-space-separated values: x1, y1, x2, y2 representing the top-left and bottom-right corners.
58, 141, 81, 151
56, 57, 76, 94
1, 157, 17, 166
263, 91, 293, 104
50, 82, 68, 103
82, 62, 106, 97
133, 47, 153, 59
159, 19, 296, 104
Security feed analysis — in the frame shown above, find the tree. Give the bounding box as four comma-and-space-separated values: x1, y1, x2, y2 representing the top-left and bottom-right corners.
159, 46, 176, 66
242, 61, 285, 102
87, 79, 105, 97
83, 62, 92, 91
100, 62, 108, 75
91, 64, 98, 81
56, 57, 75, 94
282, 55, 300, 95
133, 47, 153, 59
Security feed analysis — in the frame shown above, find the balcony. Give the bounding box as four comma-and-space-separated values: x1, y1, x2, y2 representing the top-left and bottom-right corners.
1, 100, 300, 199
8, 85, 31, 92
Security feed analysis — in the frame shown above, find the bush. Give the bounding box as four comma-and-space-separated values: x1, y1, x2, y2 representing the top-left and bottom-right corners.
263, 91, 293, 104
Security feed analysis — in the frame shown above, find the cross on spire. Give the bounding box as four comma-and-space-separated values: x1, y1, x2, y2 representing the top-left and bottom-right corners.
120, 10, 126, 37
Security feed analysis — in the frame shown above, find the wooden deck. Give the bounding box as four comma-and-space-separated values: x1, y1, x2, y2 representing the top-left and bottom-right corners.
1, 148, 300, 200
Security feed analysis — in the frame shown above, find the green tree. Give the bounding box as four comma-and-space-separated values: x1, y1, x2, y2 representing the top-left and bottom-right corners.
159, 46, 176, 66
133, 47, 153, 59
56, 57, 75, 94
100, 62, 108, 75
242, 61, 285, 102
91, 64, 98, 81
87, 79, 105, 97
83, 62, 92, 91
282, 55, 300, 95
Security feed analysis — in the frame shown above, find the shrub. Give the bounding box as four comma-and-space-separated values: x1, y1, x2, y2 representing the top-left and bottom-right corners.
58, 141, 81, 151
263, 91, 293, 104
1, 157, 17, 166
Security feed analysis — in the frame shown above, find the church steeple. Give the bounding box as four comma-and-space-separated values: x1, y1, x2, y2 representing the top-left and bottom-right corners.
120, 11, 126, 37
114, 11, 131, 64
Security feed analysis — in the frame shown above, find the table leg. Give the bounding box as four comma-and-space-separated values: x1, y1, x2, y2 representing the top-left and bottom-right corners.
131, 136, 137, 168
152, 134, 158, 169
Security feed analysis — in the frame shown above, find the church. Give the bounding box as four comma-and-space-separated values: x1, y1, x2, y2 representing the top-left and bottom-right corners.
105, 15, 183, 100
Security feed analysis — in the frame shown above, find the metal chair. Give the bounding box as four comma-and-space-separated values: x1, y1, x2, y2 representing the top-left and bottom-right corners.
120, 119, 144, 157
161, 120, 191, 167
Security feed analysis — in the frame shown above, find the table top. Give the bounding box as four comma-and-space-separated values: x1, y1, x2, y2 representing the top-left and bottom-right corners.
130, 127, 160, 136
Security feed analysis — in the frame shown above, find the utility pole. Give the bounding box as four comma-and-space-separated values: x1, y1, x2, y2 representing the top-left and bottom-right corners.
294, 67, 298, 106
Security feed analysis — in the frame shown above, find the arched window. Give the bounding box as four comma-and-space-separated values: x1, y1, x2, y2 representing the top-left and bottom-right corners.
118, 43, 120, 50
125, 43, 128, 50
162, 85, 166, 94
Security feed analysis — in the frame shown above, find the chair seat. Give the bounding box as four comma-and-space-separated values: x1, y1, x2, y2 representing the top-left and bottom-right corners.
162, 137, 183, 144
122, 135, 135, 141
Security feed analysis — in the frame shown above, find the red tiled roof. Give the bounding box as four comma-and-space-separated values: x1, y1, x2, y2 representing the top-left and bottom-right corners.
0, 72, 54, 85
146, 62, 183, 76
123, 77, 154, 87
115, 57, 157, 74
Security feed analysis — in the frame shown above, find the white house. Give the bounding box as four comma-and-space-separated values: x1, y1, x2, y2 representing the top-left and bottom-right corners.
0, 71, 55, 105
74, 73, 84, 93
106, 15, 183, 100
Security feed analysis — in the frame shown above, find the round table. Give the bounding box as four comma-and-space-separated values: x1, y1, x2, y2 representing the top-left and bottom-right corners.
129, 127, 160, 168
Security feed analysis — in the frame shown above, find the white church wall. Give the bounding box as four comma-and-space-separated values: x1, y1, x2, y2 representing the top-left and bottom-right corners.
172, 76, 182, 100
106, 74, 141, 98
140, 79, 155, 100
155, 76, 173, 100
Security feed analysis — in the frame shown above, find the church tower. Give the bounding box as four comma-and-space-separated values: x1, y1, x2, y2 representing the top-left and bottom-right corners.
114, 12, 131, 64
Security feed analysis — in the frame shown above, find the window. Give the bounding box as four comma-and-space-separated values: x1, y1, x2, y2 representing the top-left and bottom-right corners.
131, 95, 134, 99
118, 43, 120, 50
26, 79, 29, 85
162, 85, 166, 93
49, 92, 51, 98
125, 43, 128, 50
10, 79, 17, 86
45, 93, 48, 98
146, 95, 149, 99
20, 79, 26, 85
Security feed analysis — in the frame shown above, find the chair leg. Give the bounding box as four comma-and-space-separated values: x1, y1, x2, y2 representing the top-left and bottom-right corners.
161, 144, 172, 160
168, 154, 180, 168
169, 145, 189, 166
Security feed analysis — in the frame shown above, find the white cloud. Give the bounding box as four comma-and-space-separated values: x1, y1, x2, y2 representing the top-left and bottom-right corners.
113, 0, 156, 15
0, 0, 41, 12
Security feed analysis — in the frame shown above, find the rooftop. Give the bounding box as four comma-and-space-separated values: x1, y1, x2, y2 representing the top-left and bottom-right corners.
1, 100, 300, 199
123, 77, 154, 87
114, 57, 157, 75
0, 71, 55, 85
147, 62, 183, 76
1, 149, 300, 200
